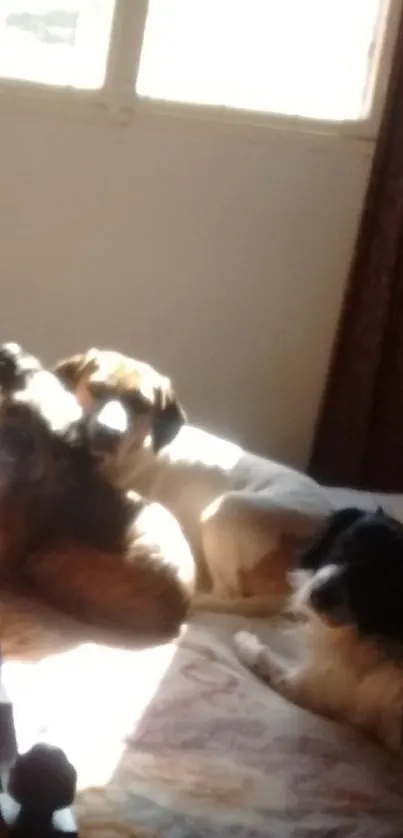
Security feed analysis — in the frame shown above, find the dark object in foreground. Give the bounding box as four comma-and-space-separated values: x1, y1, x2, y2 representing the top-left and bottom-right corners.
0, 745, 78, 836
0, 653, 17, 786
0, 654, 78, 836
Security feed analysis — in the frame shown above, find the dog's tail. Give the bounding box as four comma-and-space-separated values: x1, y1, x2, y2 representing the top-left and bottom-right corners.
190, 591, 287, 617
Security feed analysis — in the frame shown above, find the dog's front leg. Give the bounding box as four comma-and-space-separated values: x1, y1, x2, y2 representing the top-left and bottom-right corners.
234, 631, 309, 707
235, 634, 403, 753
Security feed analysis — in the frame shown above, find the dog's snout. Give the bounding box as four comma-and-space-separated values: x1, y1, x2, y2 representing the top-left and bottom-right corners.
88, 423, 122, 454
85, 400, 129, 456
309, 578, 343, 613
308, 563, 348, 621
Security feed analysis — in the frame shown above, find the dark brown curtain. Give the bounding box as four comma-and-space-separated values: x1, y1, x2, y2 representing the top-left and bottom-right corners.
309, 9, 403, 492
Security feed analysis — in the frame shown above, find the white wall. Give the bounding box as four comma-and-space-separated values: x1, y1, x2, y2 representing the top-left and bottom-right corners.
0, 107, 373, 466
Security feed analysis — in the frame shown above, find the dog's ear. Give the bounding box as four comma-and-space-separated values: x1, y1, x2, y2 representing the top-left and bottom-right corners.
151, 378, 186, 452
299, 507, 365, 571
53, 350, 99, 392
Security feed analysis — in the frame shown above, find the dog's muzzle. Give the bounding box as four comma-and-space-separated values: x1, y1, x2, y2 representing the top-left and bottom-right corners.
308, 564, 353, 625
85, 399, 130, 454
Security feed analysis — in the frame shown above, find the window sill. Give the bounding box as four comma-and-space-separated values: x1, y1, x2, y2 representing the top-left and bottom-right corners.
0, 79, 377, 153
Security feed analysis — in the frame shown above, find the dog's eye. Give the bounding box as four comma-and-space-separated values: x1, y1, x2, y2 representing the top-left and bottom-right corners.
123, 392, 151, 415
89, 382, 107, 400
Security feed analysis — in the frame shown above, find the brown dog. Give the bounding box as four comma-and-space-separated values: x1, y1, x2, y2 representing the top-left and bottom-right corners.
0, 344, 195, 640
54, 347, 333, 616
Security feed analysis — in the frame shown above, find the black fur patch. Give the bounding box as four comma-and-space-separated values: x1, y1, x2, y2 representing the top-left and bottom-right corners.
298, 507, 403, 645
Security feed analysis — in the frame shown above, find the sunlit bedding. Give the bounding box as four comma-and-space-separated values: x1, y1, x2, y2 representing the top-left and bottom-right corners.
1, 580, 402, 838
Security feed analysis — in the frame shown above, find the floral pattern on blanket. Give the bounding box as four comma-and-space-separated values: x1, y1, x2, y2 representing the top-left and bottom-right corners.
0, 592, 402, 838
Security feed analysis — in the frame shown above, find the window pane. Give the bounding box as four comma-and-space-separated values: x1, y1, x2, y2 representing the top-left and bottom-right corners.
136, 0, 383, 121
0, 0, 116, 89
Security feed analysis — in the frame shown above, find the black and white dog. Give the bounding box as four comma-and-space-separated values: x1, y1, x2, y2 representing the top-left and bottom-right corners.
235, 507, 403, 751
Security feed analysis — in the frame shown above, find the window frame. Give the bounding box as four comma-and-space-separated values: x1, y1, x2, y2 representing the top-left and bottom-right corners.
0, 0, 400, 141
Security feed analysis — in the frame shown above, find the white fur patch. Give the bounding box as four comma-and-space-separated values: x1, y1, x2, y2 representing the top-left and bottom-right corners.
234, 631, 264, 668
16, 371, 82, 433
96, 400, 129, 434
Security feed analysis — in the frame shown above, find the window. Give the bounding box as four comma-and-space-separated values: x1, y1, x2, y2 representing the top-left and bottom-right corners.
137, 0, 385, 122
0, 1, 116, 89
0, 0, 399, 137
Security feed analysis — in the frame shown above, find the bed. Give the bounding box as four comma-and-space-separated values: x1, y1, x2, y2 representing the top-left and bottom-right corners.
2, 578, 403, 837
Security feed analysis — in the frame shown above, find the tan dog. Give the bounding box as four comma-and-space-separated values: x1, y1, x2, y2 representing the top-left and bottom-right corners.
54, 348, 335, 615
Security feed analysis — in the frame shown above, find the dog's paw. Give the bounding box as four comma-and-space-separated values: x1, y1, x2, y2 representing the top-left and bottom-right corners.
234, 630, 264, 668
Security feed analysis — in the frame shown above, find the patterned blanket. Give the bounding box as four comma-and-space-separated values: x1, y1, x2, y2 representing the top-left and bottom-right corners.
1, 592, 402, 838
